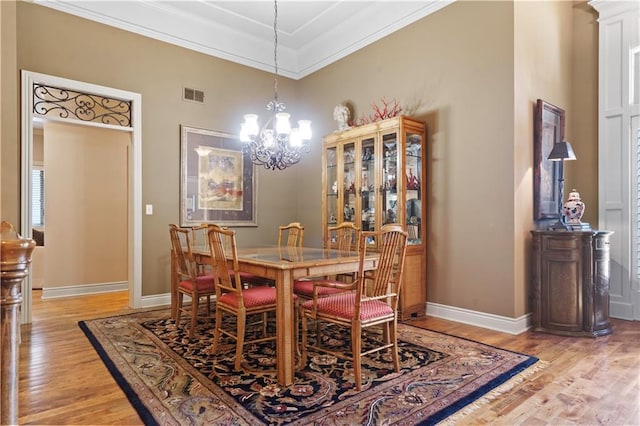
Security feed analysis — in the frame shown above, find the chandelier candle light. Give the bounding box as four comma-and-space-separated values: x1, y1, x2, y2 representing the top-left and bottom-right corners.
240, 0, 312, 170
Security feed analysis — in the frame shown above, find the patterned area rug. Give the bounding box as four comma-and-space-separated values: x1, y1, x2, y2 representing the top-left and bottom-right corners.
79, 309, 542, 425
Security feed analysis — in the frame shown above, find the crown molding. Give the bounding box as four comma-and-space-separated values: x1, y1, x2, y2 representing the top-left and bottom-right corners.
31, 0, 455, 80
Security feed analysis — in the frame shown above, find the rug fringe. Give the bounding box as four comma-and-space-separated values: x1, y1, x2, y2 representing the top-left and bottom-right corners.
436, 360, 550, 425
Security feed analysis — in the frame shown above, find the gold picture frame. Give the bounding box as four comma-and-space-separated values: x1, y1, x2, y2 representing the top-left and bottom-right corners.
180, 125, 257, 227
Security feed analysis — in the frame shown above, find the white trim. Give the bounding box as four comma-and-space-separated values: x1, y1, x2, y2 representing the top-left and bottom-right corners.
140, 293, 172, 309
41, 282, 128, 300
589, 2, 640, 320
20, 70, 143, 324
426, 302, 532, 335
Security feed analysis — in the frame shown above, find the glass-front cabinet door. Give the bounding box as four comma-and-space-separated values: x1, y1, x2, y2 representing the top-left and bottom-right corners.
342, 142, 357, 224
381, 131, 399, 228
359, 137, 376, 233
404, 130, 423, 245
324, 146, 338, 226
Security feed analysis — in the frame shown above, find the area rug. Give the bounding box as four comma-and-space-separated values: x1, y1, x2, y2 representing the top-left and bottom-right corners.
79, 309, 543, 425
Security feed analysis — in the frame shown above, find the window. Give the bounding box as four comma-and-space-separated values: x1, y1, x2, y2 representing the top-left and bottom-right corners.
32, 168, 44, 227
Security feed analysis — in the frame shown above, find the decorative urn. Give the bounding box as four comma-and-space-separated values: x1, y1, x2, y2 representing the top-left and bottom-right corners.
563, 189, 585, 224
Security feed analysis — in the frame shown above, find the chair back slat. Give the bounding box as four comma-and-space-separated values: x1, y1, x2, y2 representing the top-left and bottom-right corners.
278, 222, 304, 248
355, 224, 408, 312
191, 224, 210, 251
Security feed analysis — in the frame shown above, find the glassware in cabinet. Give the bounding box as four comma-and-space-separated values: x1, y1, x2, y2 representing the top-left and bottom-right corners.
382, 132, 399, 227
325, 146, 338, 225
342, 142, 357, 223
404, 131, 422, 245
360, 137, 376, 233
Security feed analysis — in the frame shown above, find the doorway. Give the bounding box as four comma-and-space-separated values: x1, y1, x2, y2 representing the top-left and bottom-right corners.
20, 70, 142, 324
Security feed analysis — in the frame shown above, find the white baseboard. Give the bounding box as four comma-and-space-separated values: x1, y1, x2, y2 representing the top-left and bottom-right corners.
42, 286, 532, 335
426, 302, 532, 335
141, 292, 172, 309
41, 281, 128, 299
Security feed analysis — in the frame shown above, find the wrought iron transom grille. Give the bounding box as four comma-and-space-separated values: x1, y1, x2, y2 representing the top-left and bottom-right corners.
33, 83, 132, 127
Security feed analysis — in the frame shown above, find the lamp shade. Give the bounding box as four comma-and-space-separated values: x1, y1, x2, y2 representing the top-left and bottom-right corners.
548, 140, 577, 161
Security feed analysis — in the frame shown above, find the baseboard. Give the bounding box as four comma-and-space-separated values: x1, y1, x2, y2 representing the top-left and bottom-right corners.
426, 302, 532, 335
68, 286, 628, 331
141, 292, 172, 309
41, 281, 128, 299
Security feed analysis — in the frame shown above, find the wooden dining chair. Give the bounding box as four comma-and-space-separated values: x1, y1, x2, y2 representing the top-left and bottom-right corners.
169, 224, 216, 339
293, 222, 360, 300
300, 223, 408, 390
208, 224, 289, 371
278, 222, 304, 248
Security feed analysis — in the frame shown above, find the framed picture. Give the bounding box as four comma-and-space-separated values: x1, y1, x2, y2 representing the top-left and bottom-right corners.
533, 99, 565, 221
180, 125, 257, 227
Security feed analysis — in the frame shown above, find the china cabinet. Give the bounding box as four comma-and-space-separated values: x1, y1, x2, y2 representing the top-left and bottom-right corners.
322, 116, 426, 320
531, 230, 614, 337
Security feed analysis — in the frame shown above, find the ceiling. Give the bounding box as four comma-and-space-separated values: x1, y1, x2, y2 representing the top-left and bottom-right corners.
32, 0, 455, 80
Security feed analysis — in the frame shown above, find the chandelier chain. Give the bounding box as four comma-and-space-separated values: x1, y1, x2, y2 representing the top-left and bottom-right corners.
273, 0, 278, 103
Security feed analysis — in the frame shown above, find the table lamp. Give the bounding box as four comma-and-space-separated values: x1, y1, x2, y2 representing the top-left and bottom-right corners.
547, 140, 576, 230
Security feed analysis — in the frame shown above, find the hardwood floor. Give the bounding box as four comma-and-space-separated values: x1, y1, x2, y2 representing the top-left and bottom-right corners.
18, 290, 640, 425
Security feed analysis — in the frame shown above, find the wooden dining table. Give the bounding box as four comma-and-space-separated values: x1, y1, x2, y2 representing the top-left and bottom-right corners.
171, 245, 378, 386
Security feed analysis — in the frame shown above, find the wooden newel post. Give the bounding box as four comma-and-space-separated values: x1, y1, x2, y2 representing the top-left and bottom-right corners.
1, 221, 35, 425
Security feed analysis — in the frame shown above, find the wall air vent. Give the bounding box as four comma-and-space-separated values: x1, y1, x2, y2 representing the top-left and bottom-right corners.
183, 87, 205, 103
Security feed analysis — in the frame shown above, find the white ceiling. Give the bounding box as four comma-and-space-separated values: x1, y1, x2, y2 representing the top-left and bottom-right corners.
32, 0, 455, 80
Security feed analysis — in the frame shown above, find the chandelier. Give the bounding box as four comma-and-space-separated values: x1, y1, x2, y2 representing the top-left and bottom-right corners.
240, 0, 312, 171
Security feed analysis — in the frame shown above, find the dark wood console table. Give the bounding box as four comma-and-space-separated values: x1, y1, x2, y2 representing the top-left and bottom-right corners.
531, 229, 613, 337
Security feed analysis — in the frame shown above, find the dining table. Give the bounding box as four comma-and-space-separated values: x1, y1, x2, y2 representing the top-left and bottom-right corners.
171, 245, 379, 386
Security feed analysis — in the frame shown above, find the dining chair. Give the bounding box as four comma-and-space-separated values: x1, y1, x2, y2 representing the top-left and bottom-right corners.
169, 224, 216, 339
208, 224, 290, 371
293, 222, 360, 300
300, 223, 408, 390
278, 222, 304, 248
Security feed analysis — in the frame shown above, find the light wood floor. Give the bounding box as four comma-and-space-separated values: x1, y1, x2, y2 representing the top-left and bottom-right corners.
18, 290, 640, 425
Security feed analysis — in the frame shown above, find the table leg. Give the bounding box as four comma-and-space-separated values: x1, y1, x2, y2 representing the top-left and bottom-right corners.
275, 269, 295, 386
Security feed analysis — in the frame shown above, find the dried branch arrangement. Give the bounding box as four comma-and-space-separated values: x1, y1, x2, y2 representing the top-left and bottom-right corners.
353, 98, 402, 126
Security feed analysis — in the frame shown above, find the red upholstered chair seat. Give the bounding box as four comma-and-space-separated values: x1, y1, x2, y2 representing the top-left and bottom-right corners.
301, 292, 393, 321
218, 286, 292, 308
293, 279, 348, 298
178, 274, 214, 292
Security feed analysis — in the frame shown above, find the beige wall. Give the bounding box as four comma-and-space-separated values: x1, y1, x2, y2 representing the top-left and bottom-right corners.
1, 1, 599, 319
513, 1, 575, 316
43, 122, 128, 287
568, 1, 600, 226
303, 0, 519, 316
1, 0, 18, 225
